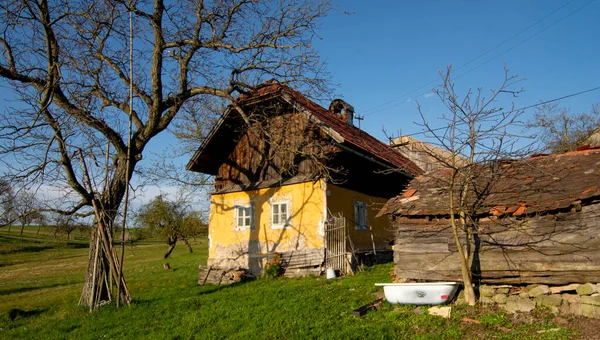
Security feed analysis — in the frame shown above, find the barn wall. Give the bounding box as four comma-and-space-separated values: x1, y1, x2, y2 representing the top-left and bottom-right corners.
392, 203, 600, 285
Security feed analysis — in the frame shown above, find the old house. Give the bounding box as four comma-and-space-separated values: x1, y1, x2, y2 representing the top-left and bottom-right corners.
390, 135, 465, 173
187, 81, 422, 277
380, 146, 600, 285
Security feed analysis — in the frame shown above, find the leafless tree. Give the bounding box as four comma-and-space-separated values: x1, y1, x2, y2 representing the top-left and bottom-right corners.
0, 0, 332, 309
526, 102, 600, 153
415, 66, 531, 305
0, 179, 15, 227
12, 190, 40, 235
135, 194, 206, 259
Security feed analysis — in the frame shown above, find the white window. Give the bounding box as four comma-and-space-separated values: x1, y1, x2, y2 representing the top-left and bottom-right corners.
354, 200, 367, 230
235, 204, 253, 230
271, 201, 290, 229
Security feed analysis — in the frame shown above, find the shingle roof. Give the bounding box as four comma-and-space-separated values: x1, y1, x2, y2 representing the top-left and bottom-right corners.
187, 82, 423, 177
380, 146, 600, 217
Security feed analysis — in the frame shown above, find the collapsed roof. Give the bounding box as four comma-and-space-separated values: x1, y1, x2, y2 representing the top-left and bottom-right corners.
380, 146, 600, 217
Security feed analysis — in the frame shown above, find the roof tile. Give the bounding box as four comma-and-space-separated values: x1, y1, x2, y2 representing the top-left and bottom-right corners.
382, 148, 600, 217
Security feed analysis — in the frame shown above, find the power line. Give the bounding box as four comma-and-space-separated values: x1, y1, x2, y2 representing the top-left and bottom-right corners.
403, 85, 600, 138
450, 0, 596, 83
363, 0, 595, 116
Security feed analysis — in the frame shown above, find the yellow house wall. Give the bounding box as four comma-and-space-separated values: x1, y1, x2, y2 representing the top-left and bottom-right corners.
326, 184, 393, 251
208, 179, 326, 271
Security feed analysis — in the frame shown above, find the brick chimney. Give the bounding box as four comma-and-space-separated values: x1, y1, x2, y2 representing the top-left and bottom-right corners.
329, 99, 355, 126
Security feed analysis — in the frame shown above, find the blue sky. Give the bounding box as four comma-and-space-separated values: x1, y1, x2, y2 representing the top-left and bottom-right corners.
313, 0, 600, 142
1, 0, 599, 210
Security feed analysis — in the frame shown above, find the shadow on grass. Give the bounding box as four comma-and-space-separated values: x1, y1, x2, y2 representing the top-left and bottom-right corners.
0, 281, 78, 296
195, 280, 254, 296
0, 235, 89, 256
0, 244, 55, 256
8, 308, 47, 321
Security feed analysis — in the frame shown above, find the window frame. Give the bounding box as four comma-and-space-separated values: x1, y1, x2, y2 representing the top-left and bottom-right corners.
354, 200, 368, 230
270, 199, 291, 229
234, 203, 254, 231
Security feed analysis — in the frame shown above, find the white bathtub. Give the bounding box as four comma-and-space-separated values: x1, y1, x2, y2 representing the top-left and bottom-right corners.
375, 282, 460, 305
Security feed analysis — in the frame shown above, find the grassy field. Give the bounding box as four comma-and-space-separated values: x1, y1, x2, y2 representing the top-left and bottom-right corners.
0, 228, 590, 339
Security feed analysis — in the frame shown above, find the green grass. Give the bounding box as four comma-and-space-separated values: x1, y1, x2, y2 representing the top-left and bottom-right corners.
0, 233, 579, 339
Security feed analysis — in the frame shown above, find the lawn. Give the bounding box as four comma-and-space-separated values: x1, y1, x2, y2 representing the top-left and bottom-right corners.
0, 229, 587, 339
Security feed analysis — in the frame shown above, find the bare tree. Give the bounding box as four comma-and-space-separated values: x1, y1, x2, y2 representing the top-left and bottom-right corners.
135, 194, 206, 258
0, 179, 15, 228
0, 0, 332, 309
415, 66, 531, 305
11, 190, 40, 235
527, 102, 600, 153
53, 214, 78, 240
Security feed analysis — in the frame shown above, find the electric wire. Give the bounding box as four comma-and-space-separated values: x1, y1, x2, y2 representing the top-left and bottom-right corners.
402, 85, 600, 138
363, 0, 596, 116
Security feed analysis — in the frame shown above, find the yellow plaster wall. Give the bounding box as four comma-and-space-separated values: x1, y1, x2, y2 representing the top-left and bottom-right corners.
326, 184, 393, 251
208, 179, 327, 265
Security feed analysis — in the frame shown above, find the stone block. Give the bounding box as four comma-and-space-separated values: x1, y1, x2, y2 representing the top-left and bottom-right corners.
480, 296, 494, 304
454, 290, 466, 305
581, 295, 600, 306
496, 287, 510, 294
429, 306, 451, 318
535, 295, 562, 307
493, 294, 508, 304
519, 292, 530, 299
505, 297, 536, 313
550, 284, 580, 294
528, 285, 550, 297
576, 283, 597, 296
562, 294, 581, 304
479, 285, 496, 297
507, 294, 519, 301
580, 304, 600, 318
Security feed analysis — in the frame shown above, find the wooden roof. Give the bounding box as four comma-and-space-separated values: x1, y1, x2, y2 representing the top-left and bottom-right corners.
186, 82, 423, 178
380, 146, 600, 218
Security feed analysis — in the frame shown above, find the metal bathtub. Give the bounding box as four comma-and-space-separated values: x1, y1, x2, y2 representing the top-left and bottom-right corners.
375, 282, 460, 305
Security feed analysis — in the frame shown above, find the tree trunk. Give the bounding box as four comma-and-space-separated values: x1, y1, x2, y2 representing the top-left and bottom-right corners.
164, 237, 177, 259
19, 224, 24, 235
36, 226, 41, 235
182, 238, 193, 253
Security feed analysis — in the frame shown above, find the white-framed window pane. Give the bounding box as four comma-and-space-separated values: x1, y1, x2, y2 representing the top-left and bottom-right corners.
235, 205, 252, 228
271, 201, 289, 227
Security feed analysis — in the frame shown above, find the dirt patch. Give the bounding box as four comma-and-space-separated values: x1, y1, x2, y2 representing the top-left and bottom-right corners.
454, 304, 600, 338
563, 315, 600, 339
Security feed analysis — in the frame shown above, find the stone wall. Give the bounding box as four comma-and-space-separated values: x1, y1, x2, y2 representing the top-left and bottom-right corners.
455, 283, 600, 318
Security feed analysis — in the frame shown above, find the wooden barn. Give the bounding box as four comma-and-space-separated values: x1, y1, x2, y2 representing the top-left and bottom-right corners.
187, 81, 422, 277
380, 147, 600, 285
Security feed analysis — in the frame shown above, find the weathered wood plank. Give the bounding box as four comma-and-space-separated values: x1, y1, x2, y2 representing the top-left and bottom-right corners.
392, 203, 600, 285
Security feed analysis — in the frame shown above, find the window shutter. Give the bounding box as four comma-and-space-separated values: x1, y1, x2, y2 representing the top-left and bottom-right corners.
354, 200, 359, 229
364, 203, 368, 229
252, 202, 257, 230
